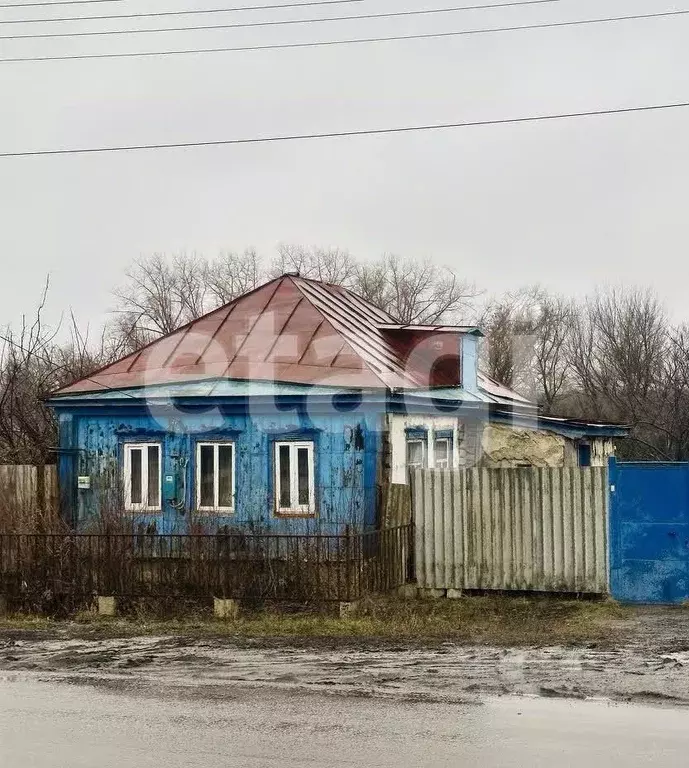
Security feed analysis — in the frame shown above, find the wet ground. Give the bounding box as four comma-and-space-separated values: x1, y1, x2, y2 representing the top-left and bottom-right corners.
2, 677, 689, 766
1, 607, 689, 706
2, 607, 689, 765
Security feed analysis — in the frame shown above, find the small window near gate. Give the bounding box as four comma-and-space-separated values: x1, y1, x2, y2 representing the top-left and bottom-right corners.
275, 441, 315, 515
196, 442, 235, 511
578, 442, 592, 468
123, 443, 161, 511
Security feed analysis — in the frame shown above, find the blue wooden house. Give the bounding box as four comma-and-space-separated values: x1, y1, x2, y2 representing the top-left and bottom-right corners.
49, 274, 627, 533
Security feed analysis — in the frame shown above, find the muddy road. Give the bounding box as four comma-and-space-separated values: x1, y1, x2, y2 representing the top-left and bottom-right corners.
1, 607, 689, 706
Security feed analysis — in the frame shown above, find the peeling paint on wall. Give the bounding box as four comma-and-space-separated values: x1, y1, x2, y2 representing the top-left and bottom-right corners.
63, 406, 384, 533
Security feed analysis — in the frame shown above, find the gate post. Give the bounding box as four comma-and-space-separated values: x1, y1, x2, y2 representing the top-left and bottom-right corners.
607, 456, 619, 598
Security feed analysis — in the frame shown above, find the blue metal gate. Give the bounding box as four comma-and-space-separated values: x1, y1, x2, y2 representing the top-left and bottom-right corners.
609, 458, 689, 603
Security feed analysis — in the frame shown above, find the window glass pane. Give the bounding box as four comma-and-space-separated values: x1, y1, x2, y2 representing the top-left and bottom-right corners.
147, 445, 160, 507
218, 444, 233, 508
199, 444, 215, 507
579, 443, 591, 468
297, 447, 310, 506
279, 445, 291, 508
435, 439, 449, 468
406, 440, 424, 468
129, 448, 142, 505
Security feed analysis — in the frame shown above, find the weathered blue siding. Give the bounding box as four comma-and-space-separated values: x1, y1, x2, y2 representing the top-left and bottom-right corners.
53, 398, 383, 534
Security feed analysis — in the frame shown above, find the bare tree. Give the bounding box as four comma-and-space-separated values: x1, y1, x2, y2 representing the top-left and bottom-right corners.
381, 255, 477, 324
352, 254, 478, 324
566, 288, 678, 459
480, 288, 574, 412
205, 248, 265, 304
113, 252, 209, 338
0, 281, 59, 464
112, 247, 479, 349
271, 244, 358, 286
0, 280, 127, 465
569, 289, 667, 421
480, 298, 522, 389
531, 293, 574, 413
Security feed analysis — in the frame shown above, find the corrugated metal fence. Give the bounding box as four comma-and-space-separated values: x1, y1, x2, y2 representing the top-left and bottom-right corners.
411, 467, 609, 594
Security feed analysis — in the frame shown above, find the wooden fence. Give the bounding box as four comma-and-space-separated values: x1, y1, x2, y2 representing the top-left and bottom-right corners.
0, 465, 59, 529
411, 467, 609, 594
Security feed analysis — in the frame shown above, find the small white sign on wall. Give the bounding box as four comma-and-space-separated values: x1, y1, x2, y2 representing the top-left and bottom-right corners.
77, 476, 91, 490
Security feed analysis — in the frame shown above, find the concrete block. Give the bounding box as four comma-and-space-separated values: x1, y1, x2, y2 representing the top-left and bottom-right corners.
419, 588, 447, 599
446, 589, 464, 599
339, 601, 359, 618
97, 596, 117, 617
397, 584, 419, 599
214, 598, 240, 620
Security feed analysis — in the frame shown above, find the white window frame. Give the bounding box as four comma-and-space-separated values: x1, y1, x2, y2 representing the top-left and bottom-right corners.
406, 439, 427, 471
433, 437, 453, 470
274, 441, 315, 515
123, 442, 161, 511
196, 441, 236, 512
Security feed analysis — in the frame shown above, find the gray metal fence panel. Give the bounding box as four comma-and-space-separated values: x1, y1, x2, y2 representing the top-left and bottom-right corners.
411, 467, 608, 594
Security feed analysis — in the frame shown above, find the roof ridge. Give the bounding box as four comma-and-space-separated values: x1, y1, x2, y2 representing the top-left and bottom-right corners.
288, 275, 426, 387
285, 274, 393, 388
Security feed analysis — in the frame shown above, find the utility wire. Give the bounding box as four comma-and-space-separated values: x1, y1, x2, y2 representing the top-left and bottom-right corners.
0, 3, 597, 40
2, 101, 688, 159
0, 0, 369, 24
4, 7, 689, 64
0, 0, 120, 7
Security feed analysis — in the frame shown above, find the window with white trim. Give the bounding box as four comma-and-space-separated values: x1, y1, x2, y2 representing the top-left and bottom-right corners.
123, 443, 161, 510
275, 441, 315, 514
406, 439, 426, 470
433, 437, 453, 469
196, 442, 235, 511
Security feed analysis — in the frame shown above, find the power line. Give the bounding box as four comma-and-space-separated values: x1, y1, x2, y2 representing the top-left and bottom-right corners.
0, 2, 590, 40
0, 0, 369, 24
2, 101, 688, 159
4, 7, 689, 64
0, 0, 121, 7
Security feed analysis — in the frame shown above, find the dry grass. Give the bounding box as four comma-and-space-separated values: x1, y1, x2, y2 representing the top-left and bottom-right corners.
0, 595, 632, 647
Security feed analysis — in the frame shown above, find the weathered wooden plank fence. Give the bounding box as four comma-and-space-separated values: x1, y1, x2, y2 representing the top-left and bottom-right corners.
411, 467, 609, 594
0, 465, 59, 529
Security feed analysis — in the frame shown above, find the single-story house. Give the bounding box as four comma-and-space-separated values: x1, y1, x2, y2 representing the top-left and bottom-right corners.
49, 274, 627, 532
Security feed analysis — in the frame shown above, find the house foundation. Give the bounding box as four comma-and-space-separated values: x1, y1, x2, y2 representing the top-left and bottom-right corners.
97, 596, 117, 616
214, 598, 240, 620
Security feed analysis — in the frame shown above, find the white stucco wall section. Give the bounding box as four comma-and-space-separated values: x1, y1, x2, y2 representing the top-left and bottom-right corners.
388, 415, 617, 481
388, 414, 463, 484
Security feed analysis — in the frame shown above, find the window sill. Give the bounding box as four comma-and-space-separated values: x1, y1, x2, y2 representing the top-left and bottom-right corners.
195, 509, 236, 515
274, 510, 317, 519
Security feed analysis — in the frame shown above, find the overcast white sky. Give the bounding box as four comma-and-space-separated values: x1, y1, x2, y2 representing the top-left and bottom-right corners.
2, 0, 689, 334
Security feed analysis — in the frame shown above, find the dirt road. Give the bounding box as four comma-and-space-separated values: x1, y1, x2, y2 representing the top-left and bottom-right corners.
1, 607, 689, 705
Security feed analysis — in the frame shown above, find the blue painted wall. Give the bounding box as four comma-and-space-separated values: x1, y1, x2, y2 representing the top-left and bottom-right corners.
609, 458, 689, 603
53, 398, 383, 534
